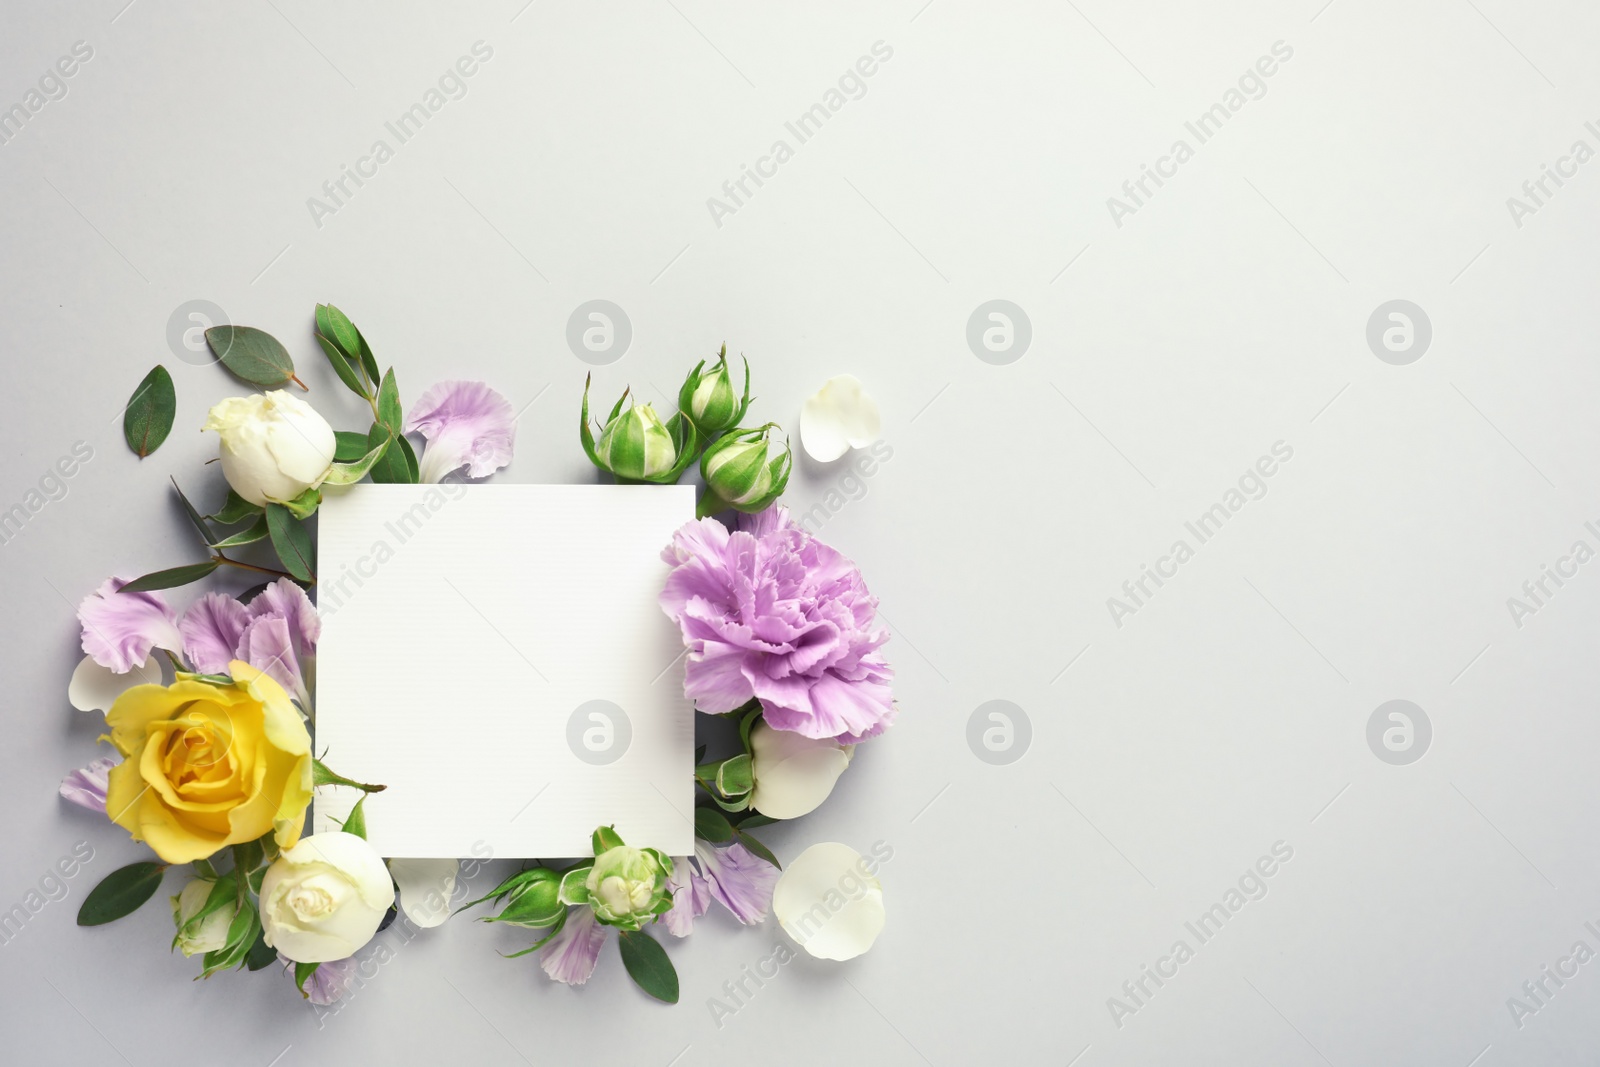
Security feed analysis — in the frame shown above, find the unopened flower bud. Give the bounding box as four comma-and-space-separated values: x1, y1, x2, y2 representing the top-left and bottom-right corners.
678, 345, 750, 433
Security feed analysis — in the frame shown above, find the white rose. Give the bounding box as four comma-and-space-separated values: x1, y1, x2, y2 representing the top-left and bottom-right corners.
259, 832, 393, 963
204, 391, 336, 506
772, 842, 886, 961
171, 877, 232, 957
749, 721, 853, 820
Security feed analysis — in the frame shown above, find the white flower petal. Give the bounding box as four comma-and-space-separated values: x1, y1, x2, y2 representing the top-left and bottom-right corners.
800, 375, 882, 463
67, 654, 141, 713
772, 842, 885, 961
749, 721, 853, 819
388, 858, 458, 929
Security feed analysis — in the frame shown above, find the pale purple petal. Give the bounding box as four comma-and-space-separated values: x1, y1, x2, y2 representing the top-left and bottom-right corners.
59, 756, 118, 815
78, 578, 182, 673
249, 578, 320, 657
406, 380, 516, 483
540, 907, 607, 985
288, 954, 358, 1005
180, 593, 250, 674
696, 840, 778, 925
238, 614, 306, 705
658, 507, 896, 742
660, 856, 712, 938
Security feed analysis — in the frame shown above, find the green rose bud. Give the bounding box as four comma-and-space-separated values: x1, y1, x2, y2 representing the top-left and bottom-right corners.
700, 422, 792, 517
485, 868, 565, 929
582, 826, 674, 931
171, 876, 234, 957
580, 375, 702, 484
678, 345, 750, 433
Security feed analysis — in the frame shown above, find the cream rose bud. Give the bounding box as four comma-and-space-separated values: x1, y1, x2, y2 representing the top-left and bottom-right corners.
259, 832, 394, 963
749, 721, 854, 820
171, 877, 232, 957
204, 391, 336, 506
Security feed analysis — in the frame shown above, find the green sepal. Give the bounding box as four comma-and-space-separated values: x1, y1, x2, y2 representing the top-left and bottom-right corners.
557, 865, 593, 906
294, 961, 321, 997
591, 825, 625, 855
244, 928, 277, 970
311, 758, 387, 793
341, 795, 368, 840
199, 905, 260, 979
282, 487, 321, 521
499, 908, 569, 958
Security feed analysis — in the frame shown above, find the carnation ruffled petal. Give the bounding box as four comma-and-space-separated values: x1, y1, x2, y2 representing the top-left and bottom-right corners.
78, 578, 182, 673
406, 380, 516, 483
695, 840, 778, 925
800, 374, 881, 463
249, 578, 320, 656
180, 593, 251, 675
540, 907, 607, 985
59, 755, 118, 814
238, 614, 307, 708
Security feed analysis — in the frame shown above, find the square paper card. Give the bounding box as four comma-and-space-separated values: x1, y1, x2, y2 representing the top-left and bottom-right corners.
314, 483, 695, 859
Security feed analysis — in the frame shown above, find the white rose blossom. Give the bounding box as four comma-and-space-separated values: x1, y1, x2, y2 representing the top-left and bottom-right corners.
259, 832, 394, 963
204, 391, 336, 506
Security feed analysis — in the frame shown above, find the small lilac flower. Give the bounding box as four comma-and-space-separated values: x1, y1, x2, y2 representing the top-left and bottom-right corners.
59, 756, 118, 815
540, 907, 607, 985
659, 506, 896, 743
287, 954, 358, 1005
406, 380, 516, 484
78, 577, 182, 673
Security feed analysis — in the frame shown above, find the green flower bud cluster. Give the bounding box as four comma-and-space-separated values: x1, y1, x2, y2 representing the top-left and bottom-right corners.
577, 344, 792, 517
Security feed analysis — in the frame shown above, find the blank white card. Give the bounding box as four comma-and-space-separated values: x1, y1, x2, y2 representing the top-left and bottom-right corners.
314, 484, 695, 859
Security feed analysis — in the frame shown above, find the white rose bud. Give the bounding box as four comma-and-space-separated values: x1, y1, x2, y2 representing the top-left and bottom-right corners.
204, 391, 337, 506
171, 877, 232, 957
749, 721, 853, 820
259, 832, 394, 963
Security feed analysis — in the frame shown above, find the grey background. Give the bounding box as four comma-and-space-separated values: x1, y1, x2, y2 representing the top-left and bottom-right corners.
3, 0, 1598, 1064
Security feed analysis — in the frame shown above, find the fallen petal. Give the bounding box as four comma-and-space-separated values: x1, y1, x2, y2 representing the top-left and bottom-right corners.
388, 858, 458, 929
800, 374, 881, 463
772, 842, 885, 961
406, 380, 516, 484
59, 755, 118, 814
540, 906, 608, 985
67, 655, 143, 713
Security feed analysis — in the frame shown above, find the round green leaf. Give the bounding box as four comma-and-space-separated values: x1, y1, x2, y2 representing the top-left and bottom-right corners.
617, 929, 679, 1004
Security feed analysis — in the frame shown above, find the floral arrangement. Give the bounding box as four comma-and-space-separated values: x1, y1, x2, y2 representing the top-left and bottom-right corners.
61, 310, 894, 1007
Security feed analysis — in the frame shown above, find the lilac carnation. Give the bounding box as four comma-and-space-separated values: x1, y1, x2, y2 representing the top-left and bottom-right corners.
659, 505, 894, 743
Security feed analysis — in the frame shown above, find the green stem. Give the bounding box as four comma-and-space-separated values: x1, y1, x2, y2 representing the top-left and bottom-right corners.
214, 554, 312, 585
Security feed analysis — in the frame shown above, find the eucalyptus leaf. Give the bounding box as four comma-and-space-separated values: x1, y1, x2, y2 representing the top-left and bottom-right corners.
334, 430, 372, 463
245, 928, 277, 970
316, 304, 363, 369
732, 829, 779, 870
356, 334, 381, 398
210, 515, 269, 548
376, 368, 402, 433
170, 478, 214, 547
119, 559, 221, 593
617, 929, 679, 1004
123, 365, 175, 458
265, 503, 314, 582
321, 437, 391, 487
315, 333, 369, 398
693, 807, 734, 843
367, 422, 418, 484
205, 325, 303, 389
78, 862, 165, 926
209, 490, 263, 525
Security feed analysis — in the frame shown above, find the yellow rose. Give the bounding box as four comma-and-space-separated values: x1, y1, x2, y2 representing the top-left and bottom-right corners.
102, 661, 313, 864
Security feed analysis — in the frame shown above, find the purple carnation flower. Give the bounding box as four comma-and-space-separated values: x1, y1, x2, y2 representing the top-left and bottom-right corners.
659, 505, 894, 743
